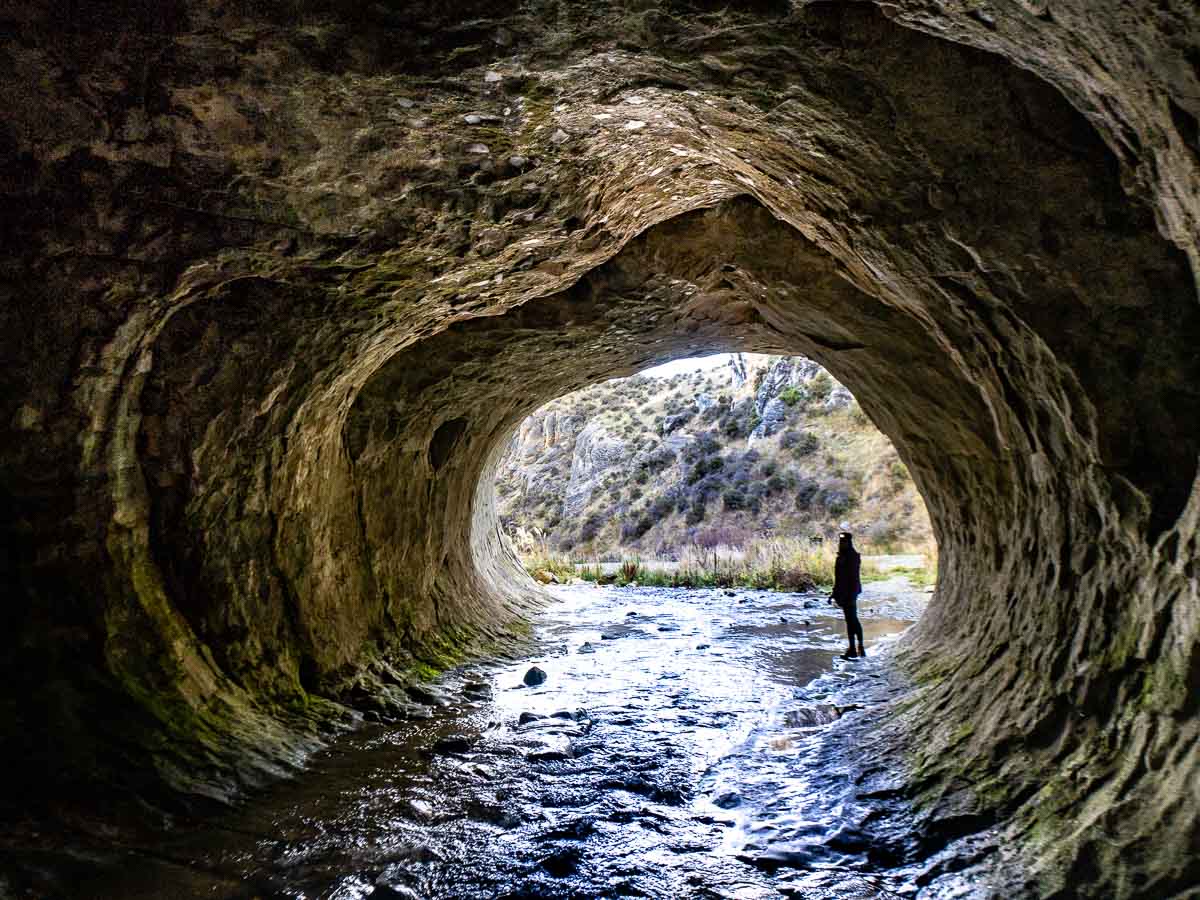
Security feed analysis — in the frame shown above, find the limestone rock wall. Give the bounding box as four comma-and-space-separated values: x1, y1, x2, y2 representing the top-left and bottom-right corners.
1, 1, 1198, 895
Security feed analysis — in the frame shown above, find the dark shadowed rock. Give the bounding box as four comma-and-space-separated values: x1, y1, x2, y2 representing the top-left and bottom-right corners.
432, 735, 476, 755
523, 667, 548, 687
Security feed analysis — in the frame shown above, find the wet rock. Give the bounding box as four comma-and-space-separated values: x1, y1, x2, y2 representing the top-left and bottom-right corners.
540, 847, 581, 877
657, 624, 680, 632
783, 706, 841, 727
463, 681, 493, 700
539, 817, 596, 840
518, 711, 544, 725
523, 666, 548, 686
373, 883, 423, 900
696, 643, 711, 650
713, 791, 741, 809
528, 746, 573, 762
432, 735, 476, 755
600, 624, 641, 640
406, 684, 450, 707
403, 798, 434, 820
578, 642, 596, 654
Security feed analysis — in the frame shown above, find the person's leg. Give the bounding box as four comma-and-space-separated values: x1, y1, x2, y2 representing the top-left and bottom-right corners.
841, 606, 858, 658
843, 600, 865, 657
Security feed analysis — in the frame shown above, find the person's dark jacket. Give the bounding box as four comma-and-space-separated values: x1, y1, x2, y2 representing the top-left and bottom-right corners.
832, 549, 862, 607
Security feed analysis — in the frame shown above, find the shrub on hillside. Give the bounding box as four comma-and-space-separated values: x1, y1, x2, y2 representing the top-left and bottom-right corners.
621, 517, 653, 542
639, 445, 676, 474
783, 430, 819, 457
795, 477, 820, 509
865, 518, 903, 550
779, 386, 805, 407
821, 484, 854, 517
579, 512, 606, 543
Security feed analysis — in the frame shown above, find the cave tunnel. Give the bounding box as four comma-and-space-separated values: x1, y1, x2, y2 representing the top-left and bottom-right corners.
1, 0, 1199, 896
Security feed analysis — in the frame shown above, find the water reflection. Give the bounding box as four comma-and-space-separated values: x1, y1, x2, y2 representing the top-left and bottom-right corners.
83, 580, 929, 899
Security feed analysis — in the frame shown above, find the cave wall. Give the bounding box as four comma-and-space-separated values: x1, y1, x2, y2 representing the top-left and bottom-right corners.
1, 1, 1198, 895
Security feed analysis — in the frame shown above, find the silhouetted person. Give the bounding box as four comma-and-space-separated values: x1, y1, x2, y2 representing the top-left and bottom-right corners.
831, 532, 865, 659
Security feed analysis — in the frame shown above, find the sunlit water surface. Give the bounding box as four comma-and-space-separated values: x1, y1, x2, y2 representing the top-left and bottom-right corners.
88, 579, 931, 899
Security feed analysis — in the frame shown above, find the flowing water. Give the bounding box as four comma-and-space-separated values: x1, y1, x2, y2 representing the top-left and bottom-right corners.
75, 579, 933, 899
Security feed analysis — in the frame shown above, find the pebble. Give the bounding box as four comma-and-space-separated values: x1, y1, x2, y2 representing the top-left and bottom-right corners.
464, 113, 502, 125
464, 143, 490, 155
523, 666, 548, 686
578, 642, 596, 653
508, 154, 528, 169
550, 129, 570, 145
484, 70, 504, 82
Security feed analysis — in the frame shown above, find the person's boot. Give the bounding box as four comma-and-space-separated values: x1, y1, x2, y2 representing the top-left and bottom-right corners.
857, 641, 866, 657
840, 645, 858, 660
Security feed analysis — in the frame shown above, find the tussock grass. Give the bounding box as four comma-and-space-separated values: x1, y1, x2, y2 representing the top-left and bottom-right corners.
517, 529, 936, 593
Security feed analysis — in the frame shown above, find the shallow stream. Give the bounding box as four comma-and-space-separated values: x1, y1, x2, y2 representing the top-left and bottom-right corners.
80, 579, 933, 899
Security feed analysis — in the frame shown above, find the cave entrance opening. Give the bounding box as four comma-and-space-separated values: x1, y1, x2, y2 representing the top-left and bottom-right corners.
492, 351, 937, 602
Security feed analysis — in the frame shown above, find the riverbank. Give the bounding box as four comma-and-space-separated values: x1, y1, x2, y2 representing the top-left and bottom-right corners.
528, 545, 937, 592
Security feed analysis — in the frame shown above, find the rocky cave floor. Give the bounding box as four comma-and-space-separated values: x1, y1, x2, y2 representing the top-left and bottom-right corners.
0, 578, 1011, 900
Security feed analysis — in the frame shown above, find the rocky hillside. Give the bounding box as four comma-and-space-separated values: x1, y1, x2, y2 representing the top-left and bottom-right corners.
495, 355, 932, 556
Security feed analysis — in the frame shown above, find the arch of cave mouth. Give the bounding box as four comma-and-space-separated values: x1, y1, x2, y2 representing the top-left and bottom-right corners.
1, 1, 1198, 896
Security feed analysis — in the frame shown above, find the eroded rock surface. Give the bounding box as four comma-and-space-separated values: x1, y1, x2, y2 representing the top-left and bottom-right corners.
1, 2, 1199, 896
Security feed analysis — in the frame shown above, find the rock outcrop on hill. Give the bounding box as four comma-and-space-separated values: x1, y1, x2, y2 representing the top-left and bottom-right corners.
2, 2, 1199, 895
496, 354, 931, 554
